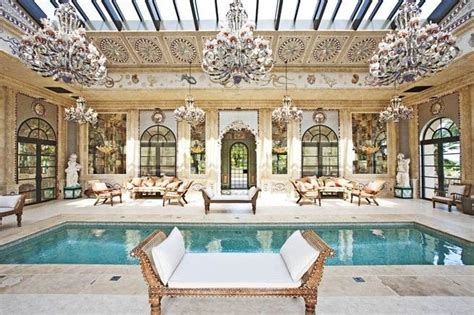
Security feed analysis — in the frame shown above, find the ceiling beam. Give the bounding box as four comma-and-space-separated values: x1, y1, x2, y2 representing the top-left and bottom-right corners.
331, 0, 342, 22
50, 0, 59, 8
215, 0, 219, 25
274, 0, 284, 30
92, 0, 108, 21
313, 0, 328, 30
350, 0, 363, 22
368, 0, 383, 21
173, 0, 182, 23
71, 0, 90, 21
132, 0, 144, 22
387, 0, 403, 28
189, 0, 199, 30
352, 0, 372, 30
101, 0, 123, 30
418, 0, 426, 8
427, 0, 459, 24
111, 0, 126, 21
17, 0, 47, 26
293, 0, 302, 23
145, 0, 161, 30
255, 0, 259, 26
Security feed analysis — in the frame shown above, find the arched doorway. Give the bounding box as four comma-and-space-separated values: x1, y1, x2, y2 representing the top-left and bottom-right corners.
302, 125, 339, 177
420, 117, 460, 199
139, 125, 176, 176
17, 118, 57, 205
221, 129, 256, 191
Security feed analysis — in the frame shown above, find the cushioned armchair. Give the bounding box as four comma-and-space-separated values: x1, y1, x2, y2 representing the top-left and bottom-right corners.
0, 194, 26, 227
162, 180, 194, 207
290, 179, 321, 206
432, 183, 471, 212
92, 182, 122, 206
350, 180, 386, 206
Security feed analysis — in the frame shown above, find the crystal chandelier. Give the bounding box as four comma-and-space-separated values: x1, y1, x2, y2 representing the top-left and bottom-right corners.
202, 0, 274, 85
17, 2, 107, 86
368, 0, 459, 86
174, 63, 206, 126
379, 94, 414, 123
64, 97, 98, 125
272, 61, 303, 126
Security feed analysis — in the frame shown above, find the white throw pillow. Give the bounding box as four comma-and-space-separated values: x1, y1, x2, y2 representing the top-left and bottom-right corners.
280, 230, 320, 282
447, 185, 465, 195
151, 227, 185, 285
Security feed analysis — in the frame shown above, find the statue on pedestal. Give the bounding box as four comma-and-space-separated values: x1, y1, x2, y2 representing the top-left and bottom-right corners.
396, 153, 410, 188
65, 154, 81, 188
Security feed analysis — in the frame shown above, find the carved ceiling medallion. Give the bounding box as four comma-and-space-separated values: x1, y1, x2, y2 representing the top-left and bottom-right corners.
313, 38, 341, 62
170, 38, 197, 63
134, 38, 162, 63
312, 111, 327, 124
99, 38, 129, 63
278, 37, 305, 63
151, 108, 166, 123
347, 38, 377, 63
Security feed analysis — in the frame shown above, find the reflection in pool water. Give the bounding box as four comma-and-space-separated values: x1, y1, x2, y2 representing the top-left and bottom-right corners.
0, 223, 472, 266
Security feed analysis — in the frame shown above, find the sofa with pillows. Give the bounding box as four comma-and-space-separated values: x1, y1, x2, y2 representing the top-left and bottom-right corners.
131, 227, 335, 315
126, 176, 181, 199
296, 176, 354, 200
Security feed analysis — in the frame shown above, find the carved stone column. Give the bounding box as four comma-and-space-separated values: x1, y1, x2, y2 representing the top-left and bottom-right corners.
176, 120, 190, 179
206, 109, 219, 192
127, 109, 139, 177
287, 117, 301, 180
408, 107, 420, 197
77, 122, 88, 187
57, 106, 67, 199
339, 109, 352, 177
459, 85, 473, 185
0, 86, 7, 194
5, 88, 17, 193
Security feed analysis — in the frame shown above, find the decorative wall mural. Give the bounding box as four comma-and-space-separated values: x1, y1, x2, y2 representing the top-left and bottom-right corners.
169, 38, 197, 63
277, 37, 305, 63
98, 38, 129, 63
346, 38, 377, 63
312, 38, 341, 62
351, 74, 360, 84
134, 38, 162, 63
307, 74, 316, 85
321, 73, 337, 88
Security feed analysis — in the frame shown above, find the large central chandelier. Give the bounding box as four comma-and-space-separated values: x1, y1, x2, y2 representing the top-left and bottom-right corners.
272, 62, 303, 126
64, 97, 98, 125
17, 2, 107, 86
174, 63, 206, 126
202, 0, 274, 85
368, 0, 459, 86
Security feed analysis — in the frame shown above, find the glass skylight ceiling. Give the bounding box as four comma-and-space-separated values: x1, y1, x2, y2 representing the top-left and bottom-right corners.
25, 0, 456, 31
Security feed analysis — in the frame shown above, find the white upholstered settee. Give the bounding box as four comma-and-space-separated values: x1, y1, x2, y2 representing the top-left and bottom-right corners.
131, 227, 335, 315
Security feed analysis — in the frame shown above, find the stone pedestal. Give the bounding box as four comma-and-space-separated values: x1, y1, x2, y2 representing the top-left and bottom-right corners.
64, 186, 82, 199
394, 186, 413, 199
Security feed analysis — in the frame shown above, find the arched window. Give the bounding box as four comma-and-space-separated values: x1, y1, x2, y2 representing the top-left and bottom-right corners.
420, 117, 460, 199
140, 125, 176, 176
229, 142, 249, 189
17, 118, 57, 205
302, 125, 338, 177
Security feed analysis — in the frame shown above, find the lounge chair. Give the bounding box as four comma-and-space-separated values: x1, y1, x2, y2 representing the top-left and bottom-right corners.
0, 194, 26, 227
162, 180, 194, 206
200, 186, 261, 214
92, 182, 122, 206
432, 183, 471, 212
290, 180, 321, 206
131, 227, 335, 315
349, 180, 386, 206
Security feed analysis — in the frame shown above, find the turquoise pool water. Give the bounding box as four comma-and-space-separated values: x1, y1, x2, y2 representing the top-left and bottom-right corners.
0, 223, 472, 265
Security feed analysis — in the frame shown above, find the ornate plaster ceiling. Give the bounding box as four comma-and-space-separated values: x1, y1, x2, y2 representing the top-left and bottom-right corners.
87, 30, 386, 70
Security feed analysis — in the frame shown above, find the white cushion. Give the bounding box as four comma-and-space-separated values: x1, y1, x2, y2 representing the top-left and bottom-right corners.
212, 195, 250, 201
0, 195, 20, 208
248, 187, 258, 198
280, 231, 320, 282
204, 188, 214, 198
151, 227, 185, 285
0, 207, 15, 214
168, 253, 300, 289
447, 185, 465, 195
